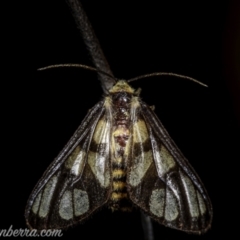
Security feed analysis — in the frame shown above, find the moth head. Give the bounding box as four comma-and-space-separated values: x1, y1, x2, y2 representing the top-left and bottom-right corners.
109, 80, 135, 94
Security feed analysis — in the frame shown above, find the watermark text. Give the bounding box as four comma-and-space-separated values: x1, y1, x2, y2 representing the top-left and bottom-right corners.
0, 225, 63, 237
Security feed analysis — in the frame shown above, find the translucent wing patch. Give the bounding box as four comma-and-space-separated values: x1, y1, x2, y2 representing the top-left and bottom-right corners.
25, 101, 112, 229
127, 100, 212, 234
128, 119, 153, 187
87, 118, 111, 188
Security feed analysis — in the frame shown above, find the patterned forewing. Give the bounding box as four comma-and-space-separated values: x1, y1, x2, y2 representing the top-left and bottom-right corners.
127, 99, 212, 234
26, 101, 112, 229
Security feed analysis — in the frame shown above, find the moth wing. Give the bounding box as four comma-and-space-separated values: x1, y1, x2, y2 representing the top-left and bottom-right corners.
25, 100, 112, 229
127, 101, 212, 234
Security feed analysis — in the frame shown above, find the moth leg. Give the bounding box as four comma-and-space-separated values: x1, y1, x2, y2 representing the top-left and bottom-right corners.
135, 88, 142, 96
149, 105, 155, 111
141, 211, 155, 240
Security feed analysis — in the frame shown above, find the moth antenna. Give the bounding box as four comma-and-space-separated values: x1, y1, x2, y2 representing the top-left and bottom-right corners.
38, 64, 117, 82
127, 72, 208, 87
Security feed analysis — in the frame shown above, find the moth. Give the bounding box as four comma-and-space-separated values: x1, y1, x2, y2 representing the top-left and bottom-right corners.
25, 76, 212, 234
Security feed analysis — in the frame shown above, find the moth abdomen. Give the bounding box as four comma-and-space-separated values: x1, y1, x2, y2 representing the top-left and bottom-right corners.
110, 166, 132, 211
110, 183, 131, 210
110, 144, 130, 210
112, 181, 126, 192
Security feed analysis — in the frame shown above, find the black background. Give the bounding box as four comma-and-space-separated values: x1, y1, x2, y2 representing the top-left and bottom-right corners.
2, 0, 240, 239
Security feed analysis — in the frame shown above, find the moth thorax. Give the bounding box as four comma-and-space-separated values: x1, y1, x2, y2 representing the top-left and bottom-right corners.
109, 80, 134, 94
112, 92, 131, 150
